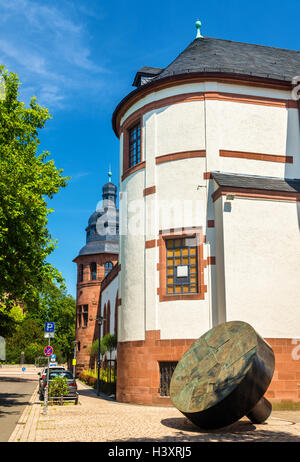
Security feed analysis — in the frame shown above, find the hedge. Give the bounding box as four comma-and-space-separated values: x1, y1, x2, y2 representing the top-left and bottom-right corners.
79, 372, 116, 396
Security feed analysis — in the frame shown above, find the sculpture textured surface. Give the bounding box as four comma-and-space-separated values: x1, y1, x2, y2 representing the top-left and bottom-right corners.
170, 321, 275, 429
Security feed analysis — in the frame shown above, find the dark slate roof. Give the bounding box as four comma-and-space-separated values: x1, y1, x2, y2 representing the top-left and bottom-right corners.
211, 172, 300, 193
154, 37, 300, 82
78, 240, 119, 257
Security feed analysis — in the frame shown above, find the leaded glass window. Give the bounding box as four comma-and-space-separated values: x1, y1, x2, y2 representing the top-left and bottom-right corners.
128, 123, 141, 168
166, 237, 198, 294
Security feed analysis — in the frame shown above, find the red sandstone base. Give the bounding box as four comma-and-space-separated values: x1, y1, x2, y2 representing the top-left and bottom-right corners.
116, 331, 300, 406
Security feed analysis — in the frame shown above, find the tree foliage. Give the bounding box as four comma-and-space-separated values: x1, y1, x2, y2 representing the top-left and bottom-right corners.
5, 318, 44, 363
48, 376, 68, 399
102, 333, 117, 356
90, 333, 117, 359
28, 281, 76, 360
5, 283, 76, 363
0, 66, 68, 336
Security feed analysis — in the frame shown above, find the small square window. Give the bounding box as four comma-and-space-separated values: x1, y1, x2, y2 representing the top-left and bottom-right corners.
165, 237, 198, 295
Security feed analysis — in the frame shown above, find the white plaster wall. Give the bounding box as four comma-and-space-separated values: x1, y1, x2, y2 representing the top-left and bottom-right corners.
120, 81, 291, 126
156, 157, 207, 231
158, 299, 211, 339
205, 99, 299, 179
118, 79, 300, 343
220, 196, 300, 338
156, 102, 205, 156
118, 169, 146, 342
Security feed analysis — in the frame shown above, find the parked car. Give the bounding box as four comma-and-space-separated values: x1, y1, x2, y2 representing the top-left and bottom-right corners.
38, 366, 66, 395
39, 370, 78, 404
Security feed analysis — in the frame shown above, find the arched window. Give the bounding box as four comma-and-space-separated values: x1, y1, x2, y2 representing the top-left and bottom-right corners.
90, 262, 97, 280
79, 264, 84, 282
107, 301, 111, 334
103, 304, 107, 336
114, 292, 118, 336
105, 261, 113, 277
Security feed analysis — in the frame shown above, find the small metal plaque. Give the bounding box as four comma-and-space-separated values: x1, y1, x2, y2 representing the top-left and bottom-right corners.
44, 332, 55, 338
177, 265, 188, 277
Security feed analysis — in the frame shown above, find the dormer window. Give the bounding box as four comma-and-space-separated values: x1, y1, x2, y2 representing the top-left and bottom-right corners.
129, 123, 141, 168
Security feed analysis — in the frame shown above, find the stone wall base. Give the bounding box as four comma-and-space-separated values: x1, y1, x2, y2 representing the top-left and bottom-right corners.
116, 332, 300, 406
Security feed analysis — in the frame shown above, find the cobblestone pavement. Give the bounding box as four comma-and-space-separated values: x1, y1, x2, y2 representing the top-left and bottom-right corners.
18, 381, 299, 442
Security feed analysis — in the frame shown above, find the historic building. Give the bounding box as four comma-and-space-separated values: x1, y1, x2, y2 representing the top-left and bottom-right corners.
73, 177, 119, 373
112, 26, 300, 405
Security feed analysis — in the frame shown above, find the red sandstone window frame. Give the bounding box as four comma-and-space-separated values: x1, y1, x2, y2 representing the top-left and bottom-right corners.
122, 115, 144, 181
157, 227, 206, 302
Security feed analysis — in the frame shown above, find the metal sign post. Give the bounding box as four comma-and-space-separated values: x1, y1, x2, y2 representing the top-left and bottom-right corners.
73, 341, 78, 378
42, 341, 51, 415
42, 323, 55, 415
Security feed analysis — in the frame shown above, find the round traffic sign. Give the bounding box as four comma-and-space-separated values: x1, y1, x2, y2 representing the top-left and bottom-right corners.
44, 346, 53, 356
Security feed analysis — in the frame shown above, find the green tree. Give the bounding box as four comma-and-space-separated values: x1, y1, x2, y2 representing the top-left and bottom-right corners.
90, 337, 105, 370
101, 334, 117, 359
6, 318, 44, 363
0, 66, 68, 336
28, 281, 76, 361
24, 342, 43, 363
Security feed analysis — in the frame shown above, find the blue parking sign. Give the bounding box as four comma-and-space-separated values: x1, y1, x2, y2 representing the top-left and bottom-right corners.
45, 322, 55, 333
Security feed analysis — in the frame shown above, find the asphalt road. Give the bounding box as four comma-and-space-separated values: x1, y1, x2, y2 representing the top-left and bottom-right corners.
0, 373, 38, 442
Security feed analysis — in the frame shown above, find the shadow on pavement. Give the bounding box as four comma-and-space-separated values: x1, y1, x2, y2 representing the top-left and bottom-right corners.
0, 376, 36, 383
114, 430, 300, 442
161, 417, 257, 433
78, 388, 115, 402
115, 419, 300, 442
0, 393, 29, 418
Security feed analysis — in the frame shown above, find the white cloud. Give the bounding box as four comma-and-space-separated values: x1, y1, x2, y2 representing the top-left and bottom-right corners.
0, 0, 110, 109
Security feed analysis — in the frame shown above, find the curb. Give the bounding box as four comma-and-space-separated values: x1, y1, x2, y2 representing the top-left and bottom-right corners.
8, 385, 40, 442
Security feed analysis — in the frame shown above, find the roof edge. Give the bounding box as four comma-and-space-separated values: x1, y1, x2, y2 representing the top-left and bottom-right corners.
112, 71, 292, 137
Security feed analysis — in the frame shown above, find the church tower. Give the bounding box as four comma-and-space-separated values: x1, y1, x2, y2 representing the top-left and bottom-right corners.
73, 176, 119, 373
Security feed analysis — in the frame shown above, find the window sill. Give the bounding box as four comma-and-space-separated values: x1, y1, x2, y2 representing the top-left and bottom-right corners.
158, 292, 206, 302
121, 161, 146, 182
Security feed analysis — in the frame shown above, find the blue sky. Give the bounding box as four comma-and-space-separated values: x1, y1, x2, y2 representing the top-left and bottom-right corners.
1, 0, 300, 297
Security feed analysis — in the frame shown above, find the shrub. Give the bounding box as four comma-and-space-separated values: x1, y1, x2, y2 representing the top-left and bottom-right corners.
48, 376, 68, 401
78, 370, 116, 396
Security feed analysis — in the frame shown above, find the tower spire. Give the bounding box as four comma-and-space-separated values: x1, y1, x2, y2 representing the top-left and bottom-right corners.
195, 20, 203, 39
108, 164, 112, 183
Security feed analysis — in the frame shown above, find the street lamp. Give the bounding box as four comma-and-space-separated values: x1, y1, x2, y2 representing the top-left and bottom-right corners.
96, 316, 103, 396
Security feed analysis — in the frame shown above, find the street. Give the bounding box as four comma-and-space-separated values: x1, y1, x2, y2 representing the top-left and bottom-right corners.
0, 369, 38, 442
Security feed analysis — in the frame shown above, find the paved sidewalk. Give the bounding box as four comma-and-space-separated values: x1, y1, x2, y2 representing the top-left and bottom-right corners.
8, 381, 300, 442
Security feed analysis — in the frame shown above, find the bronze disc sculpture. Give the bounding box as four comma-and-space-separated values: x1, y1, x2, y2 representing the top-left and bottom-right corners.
170, 321, 275, 429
